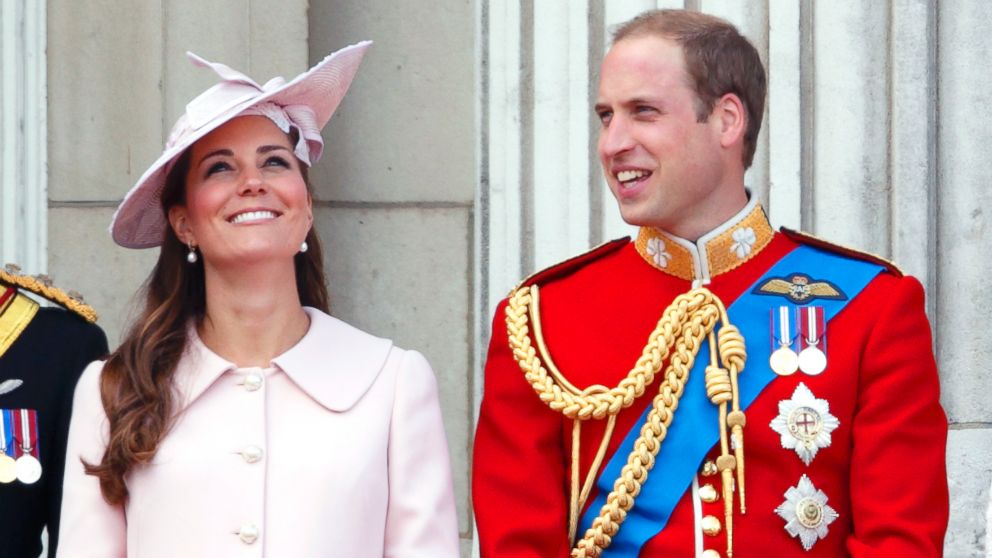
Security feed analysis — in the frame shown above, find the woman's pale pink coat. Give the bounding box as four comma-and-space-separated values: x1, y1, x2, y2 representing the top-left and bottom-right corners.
58, 308, 460, 557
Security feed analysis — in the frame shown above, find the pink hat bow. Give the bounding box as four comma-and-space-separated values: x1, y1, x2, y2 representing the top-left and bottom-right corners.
170, 53, 320, 166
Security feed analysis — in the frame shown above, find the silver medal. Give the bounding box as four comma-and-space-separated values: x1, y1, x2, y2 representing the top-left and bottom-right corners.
15, 454, 42, 484
798, 306, 828, 375
798, 346, 827, 375
14, 409, 41, 484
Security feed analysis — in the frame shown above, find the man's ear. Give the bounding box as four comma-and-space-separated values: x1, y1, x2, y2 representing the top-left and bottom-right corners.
168, 205, 195, 246
714, 92, 747, 149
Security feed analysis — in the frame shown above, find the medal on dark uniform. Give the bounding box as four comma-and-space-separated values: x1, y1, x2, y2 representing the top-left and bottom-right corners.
798, 306, 827, 375
13, 409, 41, 485
15, 455, 41, 485
769, 306, 799, 376
0, 410, 16, 483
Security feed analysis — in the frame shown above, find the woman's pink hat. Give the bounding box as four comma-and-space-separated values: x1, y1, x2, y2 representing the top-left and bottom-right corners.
110, 41, 372, 249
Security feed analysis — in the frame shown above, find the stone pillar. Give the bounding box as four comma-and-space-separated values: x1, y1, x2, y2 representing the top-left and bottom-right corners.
309, 2, 477, 554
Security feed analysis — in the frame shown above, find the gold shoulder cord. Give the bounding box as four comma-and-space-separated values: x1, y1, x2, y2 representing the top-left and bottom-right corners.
0, 291, 40, 356
0, 264, 98, 323
505, 284, 748, 558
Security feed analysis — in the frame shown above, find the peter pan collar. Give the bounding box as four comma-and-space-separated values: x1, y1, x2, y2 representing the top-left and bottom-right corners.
633, 194, 774, 285
177, 308, 393, 413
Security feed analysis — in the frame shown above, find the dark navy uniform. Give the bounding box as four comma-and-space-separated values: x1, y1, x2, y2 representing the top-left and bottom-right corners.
0, 269, 107, 558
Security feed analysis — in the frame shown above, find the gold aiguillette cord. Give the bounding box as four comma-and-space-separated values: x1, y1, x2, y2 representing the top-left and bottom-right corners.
505, 284, 747, 558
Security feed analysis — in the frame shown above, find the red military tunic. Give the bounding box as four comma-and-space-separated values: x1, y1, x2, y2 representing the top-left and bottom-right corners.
473, 200, 948, 557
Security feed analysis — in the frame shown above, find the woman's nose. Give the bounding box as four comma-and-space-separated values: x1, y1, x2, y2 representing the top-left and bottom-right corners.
239, 173, 266, 195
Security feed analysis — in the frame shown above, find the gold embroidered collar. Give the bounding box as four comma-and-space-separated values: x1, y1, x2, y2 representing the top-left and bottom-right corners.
634, 196, 774, 283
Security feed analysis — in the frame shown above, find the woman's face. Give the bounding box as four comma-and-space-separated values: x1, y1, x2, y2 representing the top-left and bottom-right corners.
168, 116, 313, 269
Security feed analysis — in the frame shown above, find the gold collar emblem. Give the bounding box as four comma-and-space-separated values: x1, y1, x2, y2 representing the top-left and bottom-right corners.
634, 200, 774, 283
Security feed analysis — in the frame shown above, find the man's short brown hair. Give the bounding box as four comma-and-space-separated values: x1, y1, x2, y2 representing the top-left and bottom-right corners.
614, 9, 767, 168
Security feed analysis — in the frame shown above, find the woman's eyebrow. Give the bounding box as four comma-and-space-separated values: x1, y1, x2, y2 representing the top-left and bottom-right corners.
197, 148, 233, 165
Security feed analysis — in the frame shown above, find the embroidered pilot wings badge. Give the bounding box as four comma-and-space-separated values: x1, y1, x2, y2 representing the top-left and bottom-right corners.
0, 380, 22, 396
753, 273, 847, 304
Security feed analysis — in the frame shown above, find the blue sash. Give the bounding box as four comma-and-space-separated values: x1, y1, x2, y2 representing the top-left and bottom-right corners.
578, 245, 883, 556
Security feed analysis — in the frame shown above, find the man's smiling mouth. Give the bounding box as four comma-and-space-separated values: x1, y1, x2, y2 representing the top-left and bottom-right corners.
616, 169, 650, 188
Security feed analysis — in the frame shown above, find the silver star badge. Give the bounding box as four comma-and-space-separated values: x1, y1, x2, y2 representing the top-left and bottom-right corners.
775, 474, 839, 551
0, 380, 23, 396
770, 382, 839, 465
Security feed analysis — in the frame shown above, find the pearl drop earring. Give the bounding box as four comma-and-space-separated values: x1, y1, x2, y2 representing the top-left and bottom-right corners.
186, 243, 198, 264
300, 241, 309, 253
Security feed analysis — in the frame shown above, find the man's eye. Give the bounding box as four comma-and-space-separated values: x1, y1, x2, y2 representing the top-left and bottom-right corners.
597, 110, 613, 125
634, 105, 657, 115
206, 161, 231, 176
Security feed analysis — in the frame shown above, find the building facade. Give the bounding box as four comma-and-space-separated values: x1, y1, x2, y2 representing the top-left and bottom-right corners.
1, 0, 988, 555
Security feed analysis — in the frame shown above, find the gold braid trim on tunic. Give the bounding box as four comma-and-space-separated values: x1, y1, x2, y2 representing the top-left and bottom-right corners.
0, 264, 98, 323
505, 284, 748, 557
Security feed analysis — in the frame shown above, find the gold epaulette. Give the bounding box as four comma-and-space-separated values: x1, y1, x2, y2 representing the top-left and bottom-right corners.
510, 237, 630, 296
780, 228, 903, 277
0, 263, 98, 323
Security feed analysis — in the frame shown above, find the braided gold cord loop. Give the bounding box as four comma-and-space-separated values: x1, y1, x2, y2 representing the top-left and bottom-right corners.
504, 284, 748, 558
718, 323, 748, 515
571, 308, 717, 558
705, 365, 732, 405
717, 324, 747, 371
506, 286, 711, 421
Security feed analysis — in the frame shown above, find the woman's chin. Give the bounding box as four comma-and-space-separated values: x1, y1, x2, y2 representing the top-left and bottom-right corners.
204, 246, 299, 268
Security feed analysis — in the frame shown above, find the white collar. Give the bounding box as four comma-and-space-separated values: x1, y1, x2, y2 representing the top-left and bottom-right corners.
176, 308, 393, 412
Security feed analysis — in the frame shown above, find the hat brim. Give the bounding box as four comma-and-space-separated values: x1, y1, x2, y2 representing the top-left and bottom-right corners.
110, 40, 372, 249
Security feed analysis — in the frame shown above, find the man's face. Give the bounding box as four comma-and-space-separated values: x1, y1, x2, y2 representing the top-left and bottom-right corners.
596, 35, 728, 235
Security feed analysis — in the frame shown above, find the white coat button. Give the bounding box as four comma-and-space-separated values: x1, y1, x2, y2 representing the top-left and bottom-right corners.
240, 445, 264, 464
238, 524, 259, 544
244, 373, 263, 391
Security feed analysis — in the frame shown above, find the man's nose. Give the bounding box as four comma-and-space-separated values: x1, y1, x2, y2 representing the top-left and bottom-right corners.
598, 117, 635, 158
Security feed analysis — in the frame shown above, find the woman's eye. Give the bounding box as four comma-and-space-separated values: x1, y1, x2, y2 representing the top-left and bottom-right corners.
264, 156, 290, 169
205, 161, 231, 176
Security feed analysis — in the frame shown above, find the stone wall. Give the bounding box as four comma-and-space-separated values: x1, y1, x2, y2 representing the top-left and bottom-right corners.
9, 1, 987, 556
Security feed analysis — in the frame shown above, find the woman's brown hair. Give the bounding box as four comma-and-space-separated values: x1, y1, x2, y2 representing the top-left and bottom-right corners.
84, 144, 330, 505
